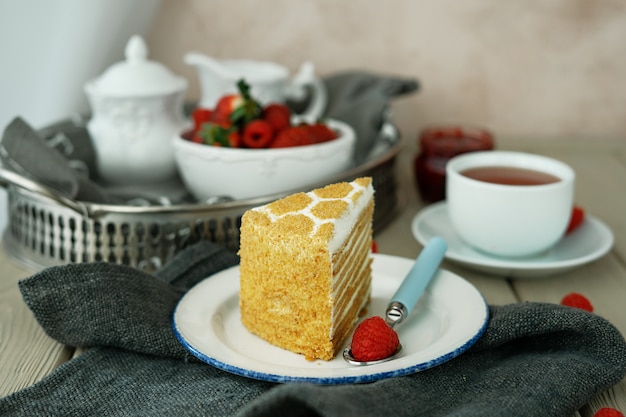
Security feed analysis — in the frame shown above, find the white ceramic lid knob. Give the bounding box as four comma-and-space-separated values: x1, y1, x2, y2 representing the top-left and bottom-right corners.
125, 35, 148, 63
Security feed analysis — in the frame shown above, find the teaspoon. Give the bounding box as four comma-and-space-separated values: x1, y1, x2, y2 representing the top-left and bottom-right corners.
343, 236, 448, 365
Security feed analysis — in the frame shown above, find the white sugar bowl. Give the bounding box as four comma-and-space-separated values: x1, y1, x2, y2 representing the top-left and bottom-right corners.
85, 35, 188, 185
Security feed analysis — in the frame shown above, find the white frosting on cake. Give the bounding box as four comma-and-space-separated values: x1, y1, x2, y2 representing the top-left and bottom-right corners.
252, 180, 374, 255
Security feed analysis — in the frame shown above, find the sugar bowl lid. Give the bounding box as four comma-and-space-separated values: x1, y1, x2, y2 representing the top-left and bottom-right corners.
85, 35, 186, 96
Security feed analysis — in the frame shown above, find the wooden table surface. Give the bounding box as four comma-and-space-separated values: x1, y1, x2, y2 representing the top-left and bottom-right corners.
1, 137, 625, 416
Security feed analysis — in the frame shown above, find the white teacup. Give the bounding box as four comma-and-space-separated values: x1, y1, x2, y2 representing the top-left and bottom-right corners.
446, 151, 575, 258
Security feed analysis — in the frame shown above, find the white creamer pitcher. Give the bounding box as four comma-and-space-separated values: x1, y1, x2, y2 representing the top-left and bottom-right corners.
85, 35, 188, 186
184, 52, 326, 120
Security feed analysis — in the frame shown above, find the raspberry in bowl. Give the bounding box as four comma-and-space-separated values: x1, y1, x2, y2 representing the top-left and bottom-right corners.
172, 81, 356, 201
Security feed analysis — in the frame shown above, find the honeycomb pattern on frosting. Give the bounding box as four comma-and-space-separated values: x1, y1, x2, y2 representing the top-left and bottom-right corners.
254, 178, 372, 242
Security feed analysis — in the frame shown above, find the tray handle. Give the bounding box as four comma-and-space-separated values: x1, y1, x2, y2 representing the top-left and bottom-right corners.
0, 167, 89, 216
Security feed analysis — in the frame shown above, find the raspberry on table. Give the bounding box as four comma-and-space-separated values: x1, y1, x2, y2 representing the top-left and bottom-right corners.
560, 292, 594, 312
593, 407, 625, 417
566, 205, 585, 234
350, 316, 399, 362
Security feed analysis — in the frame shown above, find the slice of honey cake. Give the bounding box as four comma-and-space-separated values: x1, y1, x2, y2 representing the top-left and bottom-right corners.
238, 177, 374, 361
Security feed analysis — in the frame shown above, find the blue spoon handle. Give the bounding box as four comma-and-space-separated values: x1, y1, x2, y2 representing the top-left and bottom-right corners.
388, 237, 447, 322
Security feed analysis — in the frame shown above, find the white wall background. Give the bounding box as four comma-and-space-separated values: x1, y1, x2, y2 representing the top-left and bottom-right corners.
147, 0, 626, 141
0, 0, 163, 130
0, 0, 163, 235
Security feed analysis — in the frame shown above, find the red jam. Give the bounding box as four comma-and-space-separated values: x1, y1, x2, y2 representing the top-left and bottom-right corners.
414, 126, 494, 203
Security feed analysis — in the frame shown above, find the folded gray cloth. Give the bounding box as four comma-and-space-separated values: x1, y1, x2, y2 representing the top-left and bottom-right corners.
0, 117, 115, 203
0, 241, 625, 417
0, 72, 418, 204
323, 71, 419, 163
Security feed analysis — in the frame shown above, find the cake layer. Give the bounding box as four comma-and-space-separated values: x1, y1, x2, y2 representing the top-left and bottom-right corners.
329, 200, 374, 353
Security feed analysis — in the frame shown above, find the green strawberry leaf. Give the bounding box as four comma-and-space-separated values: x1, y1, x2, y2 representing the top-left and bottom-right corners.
231, 78, 263, 127
199, 123, 235, 147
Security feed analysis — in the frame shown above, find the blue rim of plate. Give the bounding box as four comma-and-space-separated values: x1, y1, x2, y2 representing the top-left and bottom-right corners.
172, 254, 489, 384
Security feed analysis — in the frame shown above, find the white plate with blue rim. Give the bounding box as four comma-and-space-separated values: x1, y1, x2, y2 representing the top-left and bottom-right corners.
172, 253, 489, 384
411, 201, 614, 279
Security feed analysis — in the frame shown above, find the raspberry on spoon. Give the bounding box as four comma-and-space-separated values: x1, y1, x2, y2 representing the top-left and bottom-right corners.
350, 316, 400, 362
344, 237, 447, 365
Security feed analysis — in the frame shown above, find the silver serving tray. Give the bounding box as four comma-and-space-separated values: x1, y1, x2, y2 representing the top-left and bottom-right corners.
1, 115, 402, 272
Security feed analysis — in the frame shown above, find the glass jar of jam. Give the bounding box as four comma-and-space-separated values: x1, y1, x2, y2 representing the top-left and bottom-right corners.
414, 126, 494, 203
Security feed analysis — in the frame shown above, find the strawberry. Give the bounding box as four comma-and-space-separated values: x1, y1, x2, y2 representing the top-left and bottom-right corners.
593, 408, 625, 417
350, 316, 399, 362
560, 292, 594, 312
263, 103, 292, 133
304, 122, 337, 143
191, 107, 213, 132
212, 94, 242, 126
212, 80, 262, 127
371, 240, 378, 253
242, 120, 274, 148
566, 206, 585, 235
270, 126, 314, 148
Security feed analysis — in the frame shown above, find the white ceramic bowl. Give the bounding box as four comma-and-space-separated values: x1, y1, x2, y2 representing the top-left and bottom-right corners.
173, 118, 356, 201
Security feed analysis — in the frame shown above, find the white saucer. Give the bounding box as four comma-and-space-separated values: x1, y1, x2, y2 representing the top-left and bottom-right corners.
411, 201, 614, 278
173, 253, 488, 384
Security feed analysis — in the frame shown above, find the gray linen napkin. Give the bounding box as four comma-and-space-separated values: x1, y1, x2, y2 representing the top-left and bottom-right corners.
0, 241, 625, 417
0, 117, 115, 203
323, 71, 419, 163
